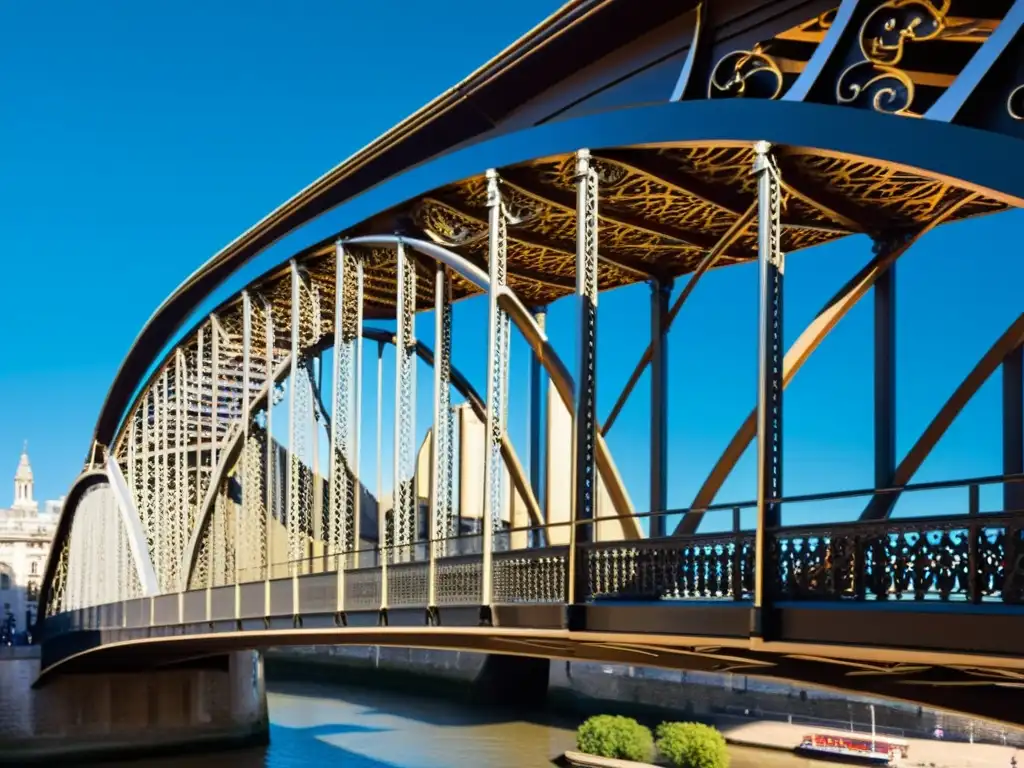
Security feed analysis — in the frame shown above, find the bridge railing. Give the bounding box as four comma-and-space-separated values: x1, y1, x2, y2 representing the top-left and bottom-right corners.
41, 473, 1024, 640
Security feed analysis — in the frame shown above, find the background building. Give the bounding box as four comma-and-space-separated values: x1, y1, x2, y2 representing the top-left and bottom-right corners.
0, 445, 60, 640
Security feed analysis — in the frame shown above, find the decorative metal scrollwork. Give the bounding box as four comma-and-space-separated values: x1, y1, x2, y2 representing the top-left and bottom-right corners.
816, 9, 837, 31
836, 0, 991, 116
773, 514, 1024, 604
1009, 85, 1024, 121
709, 44, 784, 100
414, 199, 487, 247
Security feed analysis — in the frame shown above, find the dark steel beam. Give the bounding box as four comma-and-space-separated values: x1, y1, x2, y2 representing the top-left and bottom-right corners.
1004, 346, 1024, 513
874, 262, 897, 494
752, 141, 784, 643
650, 279, 671, 537
530, 307, 548, 547
568, 149, 600, 615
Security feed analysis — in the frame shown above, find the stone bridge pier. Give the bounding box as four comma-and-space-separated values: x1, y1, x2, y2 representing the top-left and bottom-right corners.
0, 647, 268, 765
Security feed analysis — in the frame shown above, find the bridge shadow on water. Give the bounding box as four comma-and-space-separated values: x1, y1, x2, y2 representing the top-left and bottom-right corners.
265, 721, 407, 768
266, 667, 584, 733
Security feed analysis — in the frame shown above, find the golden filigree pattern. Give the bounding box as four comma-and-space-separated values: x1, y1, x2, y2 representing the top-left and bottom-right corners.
782, 227, 843, 252
464, 159, 737, 256
1009, 85, 1024, 121
836, 0, 991, 116
817, 9, 838, 30
529, 156, 739, 239
780, 192, 852, 231
708, 44, 784, 100
790, 154, 957, 224
658, 146, 757, 197
413, 199, 488, 247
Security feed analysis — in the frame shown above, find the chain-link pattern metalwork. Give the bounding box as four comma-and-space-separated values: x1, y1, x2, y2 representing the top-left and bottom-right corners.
484, 170, 511, 550
155, 369, 171, 592
574, 150, 600, 534
173, 349, 188, 591
289, 365, 313, 567
59, 484, 146, 611
435, 559, 483, 605
585, 537, 753, 601
139, 388, 158, 585
287, 261, 318, 570
493, 550, 567, 603
393, 243, 418, 557
388, 563, 429, 608
190, 522, 211, 591
329, 244, 364, 563
431, 264, 455, 556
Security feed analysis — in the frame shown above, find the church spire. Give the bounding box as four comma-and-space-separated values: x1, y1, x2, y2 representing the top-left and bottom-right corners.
13, 443, 34, 510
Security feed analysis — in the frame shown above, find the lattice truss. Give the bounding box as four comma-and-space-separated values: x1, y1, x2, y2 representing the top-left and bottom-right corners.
48, 483, 144, 614
109, 278, 293, 593
329, 246, 363, 567
432, 264, 456, 555
484, 172, 511, 540
393, 244, 418, 558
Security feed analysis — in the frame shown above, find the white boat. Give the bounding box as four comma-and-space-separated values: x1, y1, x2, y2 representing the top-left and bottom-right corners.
794, 731, 909, 765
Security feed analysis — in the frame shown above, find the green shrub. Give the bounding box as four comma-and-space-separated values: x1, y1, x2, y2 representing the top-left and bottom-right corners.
576, 714, 654, 762
656, 722, 729, 768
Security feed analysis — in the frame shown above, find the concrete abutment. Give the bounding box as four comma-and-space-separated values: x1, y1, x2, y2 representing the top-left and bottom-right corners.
0, 648, 268, 764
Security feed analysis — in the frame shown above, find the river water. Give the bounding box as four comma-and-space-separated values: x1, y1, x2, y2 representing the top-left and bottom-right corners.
103, 679, 830, 768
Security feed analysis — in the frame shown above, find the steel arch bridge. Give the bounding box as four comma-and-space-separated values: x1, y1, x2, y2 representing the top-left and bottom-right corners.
36, 0, 1024, 727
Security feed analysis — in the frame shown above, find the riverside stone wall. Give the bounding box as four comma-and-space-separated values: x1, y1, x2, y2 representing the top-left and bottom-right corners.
267, 645, 1024, 747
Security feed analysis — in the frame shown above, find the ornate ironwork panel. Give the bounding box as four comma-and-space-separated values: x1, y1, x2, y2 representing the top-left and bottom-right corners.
58, 484, 146, 612
329, 244, 364, 563
583, 536, 753, 601
435, 555, 483, 606
393, 243, 418, 557
484, 169, 511, 545
431, 263, 455, 557
387, 562, 430, 608
344, 566, 382, 611
774, 514, 1024, 604
493, 548, 567, 603
288, 261, 318, 569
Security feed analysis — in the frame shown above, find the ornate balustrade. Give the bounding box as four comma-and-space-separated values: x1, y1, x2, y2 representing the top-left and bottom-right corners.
582, 533, 754, 601
772, 512, 1024, 604
40, 502, 1024, 644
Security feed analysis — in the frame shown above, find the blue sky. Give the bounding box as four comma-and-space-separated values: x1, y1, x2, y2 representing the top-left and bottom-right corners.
2, 1, 1023, 531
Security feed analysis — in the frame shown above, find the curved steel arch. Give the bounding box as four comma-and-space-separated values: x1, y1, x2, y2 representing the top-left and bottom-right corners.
91, 99, 1024, 455
180, 322, 545, 588
36, 467, 158, 625
860, 312, 1024, 520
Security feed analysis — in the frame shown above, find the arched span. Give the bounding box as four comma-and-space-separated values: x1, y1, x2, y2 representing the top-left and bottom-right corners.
180, 320, 546, 588
91, 99, 1024, 457
35, 625, 1024, 729
36, 467, 158, 625
181, 234, 640, 587
860, 312, 1024, 520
